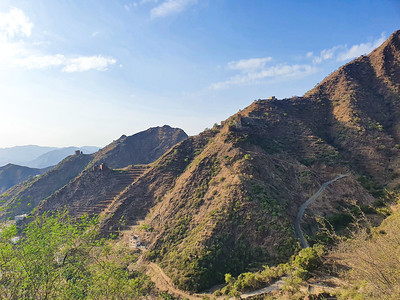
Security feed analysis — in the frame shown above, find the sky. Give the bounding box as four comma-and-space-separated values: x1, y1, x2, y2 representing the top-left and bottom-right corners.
0, 0, 399, 148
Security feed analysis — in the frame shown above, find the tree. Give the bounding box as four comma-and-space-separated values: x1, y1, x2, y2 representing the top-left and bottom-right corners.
0, 211, 152, 299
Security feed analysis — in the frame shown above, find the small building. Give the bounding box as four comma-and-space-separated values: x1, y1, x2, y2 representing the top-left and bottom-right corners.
75, 150, 82, 156
10, 236, 20, 244
15, 214, 27, 222
129, 235, 142, 248
268, 96, 277, 100
99, 163, 108, 171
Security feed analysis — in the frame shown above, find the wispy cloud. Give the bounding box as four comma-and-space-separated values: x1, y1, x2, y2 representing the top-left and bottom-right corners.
336, 34, 386, 61
150, 0, 197, 18
227, 57, 272, 72
311, 46, 341, 64
14, 54, 116, 72
125, 0, 159, 11
308, 33, 386, 64
62, 56, 116, 72
0, 7, 116, 73
211, 63, 317, 90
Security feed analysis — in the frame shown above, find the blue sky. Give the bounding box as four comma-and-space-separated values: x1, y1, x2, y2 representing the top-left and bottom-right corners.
0, 0, 398, 147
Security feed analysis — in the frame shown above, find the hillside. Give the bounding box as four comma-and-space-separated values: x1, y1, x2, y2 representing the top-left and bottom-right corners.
93, 30, 400, 292
0, 164, 49, 193
0, 153, 92, 220
0, 126, 187, 220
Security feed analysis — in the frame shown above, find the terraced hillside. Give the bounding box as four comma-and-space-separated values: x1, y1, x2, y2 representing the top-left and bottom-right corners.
36, 164, 150, 217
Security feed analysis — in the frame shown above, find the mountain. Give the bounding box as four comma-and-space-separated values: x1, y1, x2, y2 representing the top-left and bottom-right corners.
34, 125, 188, 217
0, 164, 49, 193
0, 145, 57, 167
13, 31, 400, 293
91, 31, 400, 292
0, 126, 187, 220
89, 125, 188, 169
26, 146, 100, 169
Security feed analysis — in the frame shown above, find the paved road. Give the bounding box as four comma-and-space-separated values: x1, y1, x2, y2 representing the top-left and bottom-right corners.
294, 174, 349, 248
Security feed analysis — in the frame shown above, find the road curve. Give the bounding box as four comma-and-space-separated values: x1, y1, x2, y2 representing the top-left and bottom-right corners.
294, 174, 349, 248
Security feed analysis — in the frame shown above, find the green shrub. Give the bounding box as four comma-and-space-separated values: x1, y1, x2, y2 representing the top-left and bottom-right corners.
0, 211, 153, 299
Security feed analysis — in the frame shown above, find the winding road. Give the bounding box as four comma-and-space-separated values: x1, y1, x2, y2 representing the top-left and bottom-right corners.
294, 174, 349, 248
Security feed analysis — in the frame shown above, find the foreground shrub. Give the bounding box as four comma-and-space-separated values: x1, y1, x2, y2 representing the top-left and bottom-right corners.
0, 211, 152, 299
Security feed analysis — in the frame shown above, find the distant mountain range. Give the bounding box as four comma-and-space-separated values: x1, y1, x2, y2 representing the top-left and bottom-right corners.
0, 125, 188, 219
27, 146, 100, 169
0, 145, 100, 168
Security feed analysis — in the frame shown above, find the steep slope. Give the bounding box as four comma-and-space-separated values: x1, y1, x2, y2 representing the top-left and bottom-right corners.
97, 31, 400, 292
0, 164, 49, 193
90, 125, 188, 169
36, 164, 150, 218
101, 115, 372, 291
304, 29, 400, 184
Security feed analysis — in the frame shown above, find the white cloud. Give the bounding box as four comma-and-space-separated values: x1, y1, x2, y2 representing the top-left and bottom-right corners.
150, 0, 197, 18
227, 57, 272, 72
308, 33, 386, 64
337, 34, 386, 61
211, 63, 317, 90
0, 7, 117, 73
0, 7, 33, 39
312, 46, 341, 64
13, 54, 116, 72
16, 54, 65, 69
62, 56, 116, 72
